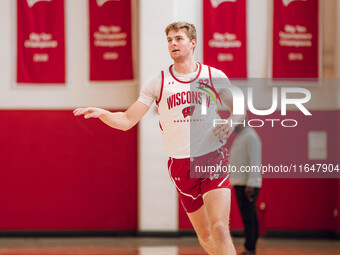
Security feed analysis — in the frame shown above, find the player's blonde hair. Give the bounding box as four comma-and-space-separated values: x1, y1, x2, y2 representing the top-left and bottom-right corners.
165, 22, 197, 41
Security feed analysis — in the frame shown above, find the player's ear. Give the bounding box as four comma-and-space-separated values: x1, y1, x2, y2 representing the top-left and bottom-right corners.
191, 39, 197, 49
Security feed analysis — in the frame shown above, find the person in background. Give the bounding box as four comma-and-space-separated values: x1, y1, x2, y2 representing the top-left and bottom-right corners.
229, 120, 262, 255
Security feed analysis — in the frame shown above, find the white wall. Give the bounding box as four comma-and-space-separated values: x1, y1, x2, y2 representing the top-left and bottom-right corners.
0, 0, 138, 110
247, 0, 269, 78
138, 0, 176, 232
138, 0, 209, 232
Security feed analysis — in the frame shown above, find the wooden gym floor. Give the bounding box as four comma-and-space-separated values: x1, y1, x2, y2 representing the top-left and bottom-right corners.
0, 237, 339, 254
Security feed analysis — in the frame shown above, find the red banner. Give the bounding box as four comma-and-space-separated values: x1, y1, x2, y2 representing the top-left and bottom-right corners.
273, 0, 319, 78
203, 0, 247, 79
17, 0, 65, 84
89, 0, 133, 81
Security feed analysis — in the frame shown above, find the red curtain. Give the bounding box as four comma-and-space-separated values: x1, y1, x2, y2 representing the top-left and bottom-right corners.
89, 0, 133, 81
17, 0, 65, 84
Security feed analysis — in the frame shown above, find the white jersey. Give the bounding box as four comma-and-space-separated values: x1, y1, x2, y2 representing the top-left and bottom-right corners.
229, 127, 262, 188
138, 63, 232, 159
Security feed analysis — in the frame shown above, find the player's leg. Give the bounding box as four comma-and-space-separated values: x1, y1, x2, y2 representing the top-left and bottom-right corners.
203, 188, 236, 255
168, 158, 215, 254
187, 205, 215, 254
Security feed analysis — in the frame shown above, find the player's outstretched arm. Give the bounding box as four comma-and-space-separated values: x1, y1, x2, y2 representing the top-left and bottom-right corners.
73, 101, 150, 131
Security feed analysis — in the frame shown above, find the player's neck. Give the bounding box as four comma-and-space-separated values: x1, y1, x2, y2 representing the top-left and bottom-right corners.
173, 59, 197, 74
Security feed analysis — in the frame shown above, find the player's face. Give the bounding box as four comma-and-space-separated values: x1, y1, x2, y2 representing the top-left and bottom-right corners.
167, 29, 196, 61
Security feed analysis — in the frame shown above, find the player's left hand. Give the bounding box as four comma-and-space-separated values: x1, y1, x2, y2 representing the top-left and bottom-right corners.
213, 123, 234, 140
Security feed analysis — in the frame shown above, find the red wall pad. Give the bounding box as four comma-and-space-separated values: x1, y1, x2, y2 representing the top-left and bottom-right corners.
179, 110, 339, 233
0, 110, 137, 230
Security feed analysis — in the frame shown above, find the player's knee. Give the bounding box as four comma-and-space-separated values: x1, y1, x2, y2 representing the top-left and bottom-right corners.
198, 233, 213, 246
211, 221, 230, 242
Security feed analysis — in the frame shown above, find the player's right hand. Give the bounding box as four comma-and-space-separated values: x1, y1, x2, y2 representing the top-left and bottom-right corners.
213, 122, 234, 140
73, 107, 107, 119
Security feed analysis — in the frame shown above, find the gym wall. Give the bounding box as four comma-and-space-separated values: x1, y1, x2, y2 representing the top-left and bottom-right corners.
0, 0, 338, 236
0, 0, 139, 232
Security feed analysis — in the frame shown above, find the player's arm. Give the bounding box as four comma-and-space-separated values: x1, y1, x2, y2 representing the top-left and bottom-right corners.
213, 95, 245, 139
211, 68, 245, 140
246, 134, 262, 188
223, 94, 245, 129
73, 101, 150, 131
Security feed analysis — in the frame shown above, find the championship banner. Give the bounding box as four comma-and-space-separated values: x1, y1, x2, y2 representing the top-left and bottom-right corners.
272, 0, 319, 79
89, 0, 133, 81
203, 0, 247, 79
17, 0, 65, 84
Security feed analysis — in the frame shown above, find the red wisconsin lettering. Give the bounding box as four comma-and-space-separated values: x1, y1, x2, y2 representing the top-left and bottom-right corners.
206, 95, 211, 107
167, 95, 175, 109
191, 91, 198, 104
175, 93, 181, 106
181, 91, 186, 104
186, 91, 191, 104
197, 92, 202, 104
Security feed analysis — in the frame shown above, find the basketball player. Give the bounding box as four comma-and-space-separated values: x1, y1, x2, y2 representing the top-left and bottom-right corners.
74, 22, 244, 255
